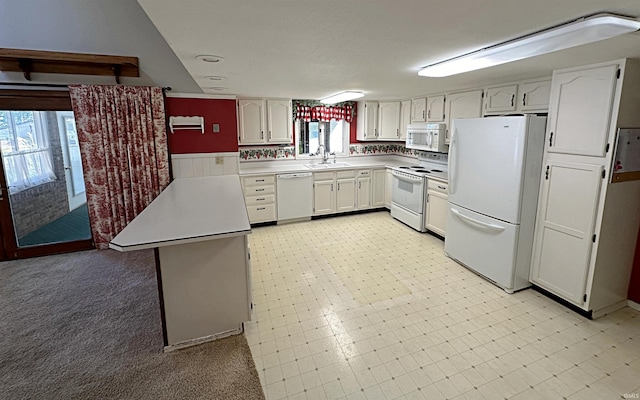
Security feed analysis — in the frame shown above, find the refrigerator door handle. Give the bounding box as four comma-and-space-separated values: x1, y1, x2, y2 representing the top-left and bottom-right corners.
448, 128, 457, 195
451, 208, 506, 233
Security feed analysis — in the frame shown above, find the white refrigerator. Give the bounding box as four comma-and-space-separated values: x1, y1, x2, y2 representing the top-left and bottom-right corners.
445, 116, 546, 292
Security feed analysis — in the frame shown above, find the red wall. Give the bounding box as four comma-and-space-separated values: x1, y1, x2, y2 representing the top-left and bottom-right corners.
627, 227, 640, 302
165, 97, 238, 154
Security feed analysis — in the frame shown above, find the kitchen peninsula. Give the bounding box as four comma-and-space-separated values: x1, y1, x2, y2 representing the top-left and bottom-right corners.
110, 175, 252, 351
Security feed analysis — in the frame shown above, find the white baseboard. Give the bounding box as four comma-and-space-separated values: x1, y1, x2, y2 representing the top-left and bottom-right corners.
628, 299, 640, 312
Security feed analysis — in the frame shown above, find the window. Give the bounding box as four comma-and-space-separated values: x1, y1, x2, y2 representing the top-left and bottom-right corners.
298, 119, 349, 157
0, 110, 56, 193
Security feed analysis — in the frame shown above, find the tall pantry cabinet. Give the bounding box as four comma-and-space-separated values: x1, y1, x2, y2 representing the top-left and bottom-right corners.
530, 59, 640, 318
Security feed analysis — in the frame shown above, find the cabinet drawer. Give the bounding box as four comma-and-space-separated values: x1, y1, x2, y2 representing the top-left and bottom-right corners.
245, 194, 275, 206
244, 185, 275, 196
336, 170, 356, 179
314, 172, 335, 181
242, 175, 275, 186
247, 203, 276, 223
427, 180, 448, 193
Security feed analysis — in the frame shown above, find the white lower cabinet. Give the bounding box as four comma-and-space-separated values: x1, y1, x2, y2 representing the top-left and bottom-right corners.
425, 180, 448, 237
384, 168, 392, 208
241, 175, 277, 223
313, 172, 336, 215
372, 168, 386, 208
529, 160, 603, 306
336, 171, 357, 213
313, 168, 385, 216
356, 170, 371, 209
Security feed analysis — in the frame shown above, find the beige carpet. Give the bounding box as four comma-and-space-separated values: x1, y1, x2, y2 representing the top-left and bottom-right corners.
0, 249, 265, 400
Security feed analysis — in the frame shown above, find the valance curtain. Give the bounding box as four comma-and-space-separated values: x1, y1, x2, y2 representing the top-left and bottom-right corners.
295, 103, 354, 123
68, 85, 170, 249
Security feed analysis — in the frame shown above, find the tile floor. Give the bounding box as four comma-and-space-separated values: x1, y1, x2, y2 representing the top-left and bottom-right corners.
245, 211, 640, 400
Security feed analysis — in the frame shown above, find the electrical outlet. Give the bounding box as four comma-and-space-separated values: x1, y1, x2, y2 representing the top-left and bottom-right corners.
213, 123, 220, 133
215, 157, 224, 165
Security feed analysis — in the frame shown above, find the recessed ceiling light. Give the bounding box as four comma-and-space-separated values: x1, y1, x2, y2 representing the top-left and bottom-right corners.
320, 91, 365, 104
204, 87, 227, 91
205, 76, 227, 81
195, 55, 225, 63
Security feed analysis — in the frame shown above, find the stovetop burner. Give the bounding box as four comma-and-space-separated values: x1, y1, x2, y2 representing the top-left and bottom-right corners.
431, 169, 443, 172
414, 169, 430, 173
399, 166, 411, 169
408, 166, 423, 169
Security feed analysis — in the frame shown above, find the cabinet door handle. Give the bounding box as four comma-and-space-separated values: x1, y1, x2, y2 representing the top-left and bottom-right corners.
269, 130, 272, 140
428, 109, 431, 119
437, 185, 446, 190
523, 93, 527, 106
337, 182, 340, 190
358, 182, 361, 189
256, 188, 265, 192
422, 110, 425, 119
396, 129, 399, 136
257, 197, 265, 201
331, 184, 334, 191
256, 179, 265, 182
549, 132, 554, 147
257, 207, 266, 211
261, 131, 264, 139
511, 94, 515, 107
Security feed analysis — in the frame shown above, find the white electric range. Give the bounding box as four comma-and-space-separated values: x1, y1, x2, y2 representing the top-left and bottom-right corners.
390, 156, 448, 232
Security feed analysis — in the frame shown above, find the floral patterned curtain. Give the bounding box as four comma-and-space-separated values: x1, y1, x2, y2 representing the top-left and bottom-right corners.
68, 85, 170, 249
295, 102, 354, 123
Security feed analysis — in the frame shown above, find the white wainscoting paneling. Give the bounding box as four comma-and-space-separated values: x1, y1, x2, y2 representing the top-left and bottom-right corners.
171, 152, 239, 178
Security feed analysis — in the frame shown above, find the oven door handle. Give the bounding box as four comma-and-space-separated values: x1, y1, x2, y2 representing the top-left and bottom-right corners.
451, 208, 505, 233
392, 173, 422, 184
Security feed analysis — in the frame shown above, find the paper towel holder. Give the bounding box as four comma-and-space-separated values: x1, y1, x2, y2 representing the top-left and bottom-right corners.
169, 116, 205, 134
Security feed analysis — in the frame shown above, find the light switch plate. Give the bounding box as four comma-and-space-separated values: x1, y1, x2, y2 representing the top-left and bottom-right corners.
215, 157, 224, 165
213, 123, 220, 133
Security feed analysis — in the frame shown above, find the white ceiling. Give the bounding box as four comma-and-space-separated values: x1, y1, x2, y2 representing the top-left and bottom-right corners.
137, 0, 640, 100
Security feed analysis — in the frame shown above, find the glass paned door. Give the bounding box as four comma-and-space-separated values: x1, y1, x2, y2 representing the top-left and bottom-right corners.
0, 109, 92, 250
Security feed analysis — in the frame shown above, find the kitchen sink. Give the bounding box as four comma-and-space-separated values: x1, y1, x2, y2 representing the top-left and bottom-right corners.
304, 162, 352, 169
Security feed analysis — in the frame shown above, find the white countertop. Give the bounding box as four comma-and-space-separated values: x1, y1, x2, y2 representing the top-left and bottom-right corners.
239, 155, 449, 182
110, 175, 251, 251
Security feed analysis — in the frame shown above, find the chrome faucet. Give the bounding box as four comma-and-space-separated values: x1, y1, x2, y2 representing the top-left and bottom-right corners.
316, 144, 329, 163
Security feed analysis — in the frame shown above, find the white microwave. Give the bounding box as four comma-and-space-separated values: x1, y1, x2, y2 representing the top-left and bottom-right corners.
406, 123, 448, 153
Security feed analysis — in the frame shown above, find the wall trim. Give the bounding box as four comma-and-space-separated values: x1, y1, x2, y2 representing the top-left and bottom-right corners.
171, 152, 239, 159
628, 300, 640, 312
166, 93, 237, 100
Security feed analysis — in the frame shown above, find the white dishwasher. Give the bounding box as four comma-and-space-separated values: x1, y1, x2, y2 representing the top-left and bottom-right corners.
276, 172, 313, 223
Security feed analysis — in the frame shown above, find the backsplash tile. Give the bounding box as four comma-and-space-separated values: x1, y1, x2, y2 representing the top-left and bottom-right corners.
239, 146, 296, 161
349, 143, 418, 156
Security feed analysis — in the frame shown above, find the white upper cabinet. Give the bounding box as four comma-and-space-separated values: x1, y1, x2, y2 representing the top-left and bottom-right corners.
411, 97, 427, 123
400, 100, 411, 140
356, 101, 379, 140
426, 95, 445, 123
445, 89, 483, 144
547, 64, 618, 157
238, 99, 292, 145
238, 99, 264, 144
484, 84, 517, 113
519, 79, 551, 112
378, 101, 401, 140
266, 100, 292, 143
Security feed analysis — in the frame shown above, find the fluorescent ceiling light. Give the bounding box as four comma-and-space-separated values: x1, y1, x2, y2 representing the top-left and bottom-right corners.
320, 91, 364, 104
418, 14, 640, 77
